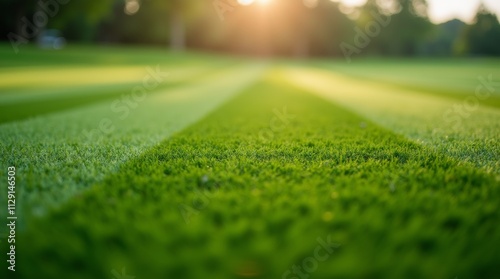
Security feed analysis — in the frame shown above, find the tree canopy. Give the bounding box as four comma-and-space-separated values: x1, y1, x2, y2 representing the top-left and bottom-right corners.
1, 0, 499, 57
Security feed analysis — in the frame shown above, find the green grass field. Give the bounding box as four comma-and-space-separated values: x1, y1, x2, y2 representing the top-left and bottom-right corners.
1, 45, 499, 279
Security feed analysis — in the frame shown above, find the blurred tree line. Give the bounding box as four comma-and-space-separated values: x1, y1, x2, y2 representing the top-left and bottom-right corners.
1, 0, 499, 57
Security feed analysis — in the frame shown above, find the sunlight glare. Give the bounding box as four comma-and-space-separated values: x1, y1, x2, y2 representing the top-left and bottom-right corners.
330, 0, 366, 6
303, 0, 318, 9
124, 0, 140, 15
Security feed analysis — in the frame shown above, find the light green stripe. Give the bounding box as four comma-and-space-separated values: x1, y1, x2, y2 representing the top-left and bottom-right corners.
0, 65, 213, 105
282, 66, 500, 173
0, 62, 267, 215
315, 59, 500, 97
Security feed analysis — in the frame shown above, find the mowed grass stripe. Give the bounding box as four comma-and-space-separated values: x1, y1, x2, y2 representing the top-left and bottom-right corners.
0, 62, 241, 124
283, 66, 500, 173
11, 69, 500, 279
0, 65, 210, 103
0, 63, 266, 215
312, 59, 500, 108
0, 44, 239, 68
0, 57, 240, 102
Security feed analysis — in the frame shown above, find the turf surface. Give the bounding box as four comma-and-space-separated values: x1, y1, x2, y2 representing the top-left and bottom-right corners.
0, 45, 499, 279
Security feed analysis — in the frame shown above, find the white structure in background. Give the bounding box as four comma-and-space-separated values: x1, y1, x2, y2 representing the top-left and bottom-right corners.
38, 29, 66, 50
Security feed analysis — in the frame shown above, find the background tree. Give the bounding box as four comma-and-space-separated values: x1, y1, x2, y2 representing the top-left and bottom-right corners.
0, 0, 115, 41
149, 0, 201, 51
421, 19, 466, 56
2, 0, 500, 57
456, 3, 500, 56
304, 0, 355, 57
358, 0, 432, 56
